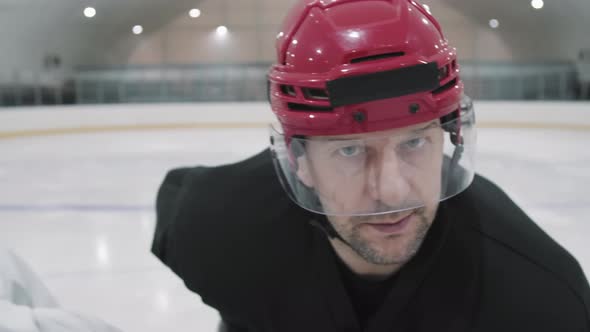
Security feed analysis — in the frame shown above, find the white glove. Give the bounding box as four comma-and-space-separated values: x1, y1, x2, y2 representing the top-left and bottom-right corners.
0, 248, 122, 332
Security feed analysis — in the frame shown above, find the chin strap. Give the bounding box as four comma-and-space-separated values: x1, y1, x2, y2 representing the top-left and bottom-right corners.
309, 216, 353, 247
443, 143, 464, 196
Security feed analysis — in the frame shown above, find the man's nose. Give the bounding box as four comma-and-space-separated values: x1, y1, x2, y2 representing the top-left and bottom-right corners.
366, 148, 411, 208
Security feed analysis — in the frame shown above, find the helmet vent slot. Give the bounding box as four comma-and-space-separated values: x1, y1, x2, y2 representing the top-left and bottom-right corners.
438, 65, 450, 81
433, 78, 457, 95
303, 88, 329, 100
280, 85, 297, 97
287, 103, 333, 112
350, 52, 405, 64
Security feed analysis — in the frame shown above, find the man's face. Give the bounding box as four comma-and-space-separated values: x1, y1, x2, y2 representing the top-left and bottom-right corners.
295, 120, 444, 265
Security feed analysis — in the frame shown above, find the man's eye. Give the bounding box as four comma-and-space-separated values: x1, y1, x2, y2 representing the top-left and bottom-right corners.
337, 145, 364, 157
402, 137, 426, 150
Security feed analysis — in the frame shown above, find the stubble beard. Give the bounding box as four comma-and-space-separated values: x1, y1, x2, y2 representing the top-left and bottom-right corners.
336, 208, 431, 266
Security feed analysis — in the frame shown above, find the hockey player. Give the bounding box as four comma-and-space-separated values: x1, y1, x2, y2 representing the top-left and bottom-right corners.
152, 0, 590, 331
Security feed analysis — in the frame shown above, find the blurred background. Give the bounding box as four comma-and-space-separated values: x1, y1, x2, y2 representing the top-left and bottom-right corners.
0, 1, 589, 332
1, 0, 590, 106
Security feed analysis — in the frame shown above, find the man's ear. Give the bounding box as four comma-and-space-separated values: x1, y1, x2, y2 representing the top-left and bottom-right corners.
296, 154, 315, 188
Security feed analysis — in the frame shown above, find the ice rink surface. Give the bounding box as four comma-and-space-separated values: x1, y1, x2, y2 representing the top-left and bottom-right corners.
0, 122, 589, 331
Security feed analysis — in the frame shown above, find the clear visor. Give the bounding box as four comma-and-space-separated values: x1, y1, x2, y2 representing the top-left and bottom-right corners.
270, 102, 476, 217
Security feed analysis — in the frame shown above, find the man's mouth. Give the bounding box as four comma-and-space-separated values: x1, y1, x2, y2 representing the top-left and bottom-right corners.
364, 211, 415, 234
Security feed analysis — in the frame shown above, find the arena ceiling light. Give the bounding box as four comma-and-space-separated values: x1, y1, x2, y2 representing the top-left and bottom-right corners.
531, 0, 544, 10
489, 19, 499, 29
132, 25, 144, 35
189, 8, 201, 18
83, 7, 96, 18
216, 25, 228, 36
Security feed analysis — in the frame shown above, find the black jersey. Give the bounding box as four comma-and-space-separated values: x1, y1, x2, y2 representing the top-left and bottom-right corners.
152, 149, 590, 332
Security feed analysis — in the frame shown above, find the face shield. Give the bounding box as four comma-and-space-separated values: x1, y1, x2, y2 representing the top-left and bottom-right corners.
270, 99, 476, 217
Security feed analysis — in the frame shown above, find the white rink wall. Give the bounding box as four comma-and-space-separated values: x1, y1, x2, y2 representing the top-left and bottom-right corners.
0, 101, 589, 135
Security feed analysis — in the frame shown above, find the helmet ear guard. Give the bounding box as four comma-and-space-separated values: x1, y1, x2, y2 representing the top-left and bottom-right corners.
441, 110, 462, 146
440, 95, 475, 146
290, 137, 306, 159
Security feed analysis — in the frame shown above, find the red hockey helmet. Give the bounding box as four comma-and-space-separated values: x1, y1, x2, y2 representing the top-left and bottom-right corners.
268, 0, 476, 216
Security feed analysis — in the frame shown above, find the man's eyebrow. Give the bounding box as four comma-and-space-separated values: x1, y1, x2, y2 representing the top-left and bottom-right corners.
317, 121, 440, 142
411, 121, 439, 133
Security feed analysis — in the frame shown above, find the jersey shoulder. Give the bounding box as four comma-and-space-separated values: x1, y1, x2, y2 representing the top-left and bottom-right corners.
152, 149, 312, 316
450, 175, 590, 327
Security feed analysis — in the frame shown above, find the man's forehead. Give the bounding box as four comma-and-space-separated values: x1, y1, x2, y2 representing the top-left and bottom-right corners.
308, 120, 440, 141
